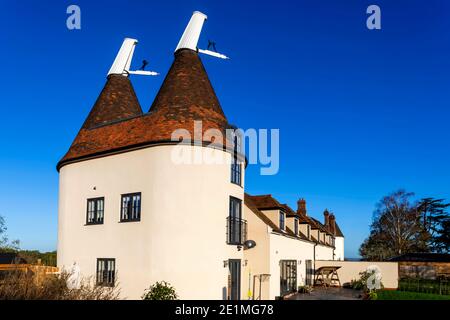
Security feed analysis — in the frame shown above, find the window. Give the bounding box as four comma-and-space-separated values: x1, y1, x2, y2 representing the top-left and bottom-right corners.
307, 225, 311, 239
228, 259, 241, 300
86, 197, 104, 225
96, 258, 115, 286
120, 193, 141, 222
227, 197, 246, 245
230, 133, 242, 186
280, 211, 285, 230
294, 218, 299, 236
231, 158, 242, 185
280, 260, 297, 296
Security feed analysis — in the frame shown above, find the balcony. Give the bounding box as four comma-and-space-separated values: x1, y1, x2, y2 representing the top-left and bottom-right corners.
226, 216, 247, 245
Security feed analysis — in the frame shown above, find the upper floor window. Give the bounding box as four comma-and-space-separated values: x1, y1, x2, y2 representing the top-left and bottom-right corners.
233, 130, 242, 154
96, 258, 115, 287
294, 218, 299, 235
231, 158, 242, 185
230, 132, 242, 186
120, 193, 141, 222
307, 225, 311, 239
86, 197, 104, 225
280, 211, 285, 230
227, 197, 246, 245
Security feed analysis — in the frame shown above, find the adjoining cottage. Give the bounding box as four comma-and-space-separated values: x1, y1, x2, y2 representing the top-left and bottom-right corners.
243, 195, 344, 299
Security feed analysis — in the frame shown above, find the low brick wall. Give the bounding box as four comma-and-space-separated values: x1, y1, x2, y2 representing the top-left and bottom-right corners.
315, 260, 399, 289
398, 262, 450, 280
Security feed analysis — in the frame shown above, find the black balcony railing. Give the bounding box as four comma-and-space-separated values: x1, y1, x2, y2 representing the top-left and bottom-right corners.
226, 216, 247, 245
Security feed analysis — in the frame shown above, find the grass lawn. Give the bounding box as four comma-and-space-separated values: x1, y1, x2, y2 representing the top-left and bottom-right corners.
377, 290, 450, 300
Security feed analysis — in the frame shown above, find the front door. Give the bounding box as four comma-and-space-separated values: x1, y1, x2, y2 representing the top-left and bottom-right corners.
228, 259, 241, 300
280, 260, 297, 296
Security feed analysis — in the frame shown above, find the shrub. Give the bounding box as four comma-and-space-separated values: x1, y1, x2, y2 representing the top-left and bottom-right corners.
351, 269, 384, 293
368, 290, 378, 300
142, 281, 178, 300
0, 269, 120, 300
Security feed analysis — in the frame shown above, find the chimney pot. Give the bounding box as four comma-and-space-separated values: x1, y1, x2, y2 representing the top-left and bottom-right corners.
297, 198, 307, 216
329, 214, 336, 235
324, 209, 330, 226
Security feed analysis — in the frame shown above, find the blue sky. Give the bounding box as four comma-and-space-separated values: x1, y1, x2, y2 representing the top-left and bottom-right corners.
0, 1, 449, 258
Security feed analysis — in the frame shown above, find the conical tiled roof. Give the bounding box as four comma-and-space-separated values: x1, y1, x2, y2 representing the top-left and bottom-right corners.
82, 74, 143, 129
57, 49, 232, 170
149, 49, 227, 123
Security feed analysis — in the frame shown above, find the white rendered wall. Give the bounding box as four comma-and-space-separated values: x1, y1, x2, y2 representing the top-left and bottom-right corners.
268, 234, 315, 299
315, 244, 334, 261
58, 145, 245, 299
315, 260, 398, 289
334, 237, 345, 261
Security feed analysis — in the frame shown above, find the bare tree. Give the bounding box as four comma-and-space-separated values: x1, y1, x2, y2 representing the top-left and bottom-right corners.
360, 190, 423, 260
0, 215, 20, 252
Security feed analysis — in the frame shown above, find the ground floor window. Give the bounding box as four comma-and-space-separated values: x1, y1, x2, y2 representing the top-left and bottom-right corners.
280, 260, 297, 296
96, 258, 115, 287
305, 259, 313, 286
228, 259, 241, 300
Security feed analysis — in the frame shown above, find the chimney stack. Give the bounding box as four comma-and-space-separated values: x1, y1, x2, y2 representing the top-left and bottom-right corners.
323, 209, 330, 227
329, 214, 336, 235
297, 198, 307, 216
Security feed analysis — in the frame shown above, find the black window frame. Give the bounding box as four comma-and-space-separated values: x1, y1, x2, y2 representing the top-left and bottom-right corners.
227, 196, 247, 245
294, 218, 299, 236
96, 258, 115, 287
120, 192, 141, 222
279, 211, 285, 230
86, 197, 105, 225
280, 260, 297, 296
230, 132, 242, 186
231, 158, 242, 186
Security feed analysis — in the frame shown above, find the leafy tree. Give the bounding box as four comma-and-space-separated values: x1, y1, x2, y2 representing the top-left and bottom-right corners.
417, 198, 450, 253
434, 219, 450, 253
0, 215, 19, 252
360, 191, 450, 260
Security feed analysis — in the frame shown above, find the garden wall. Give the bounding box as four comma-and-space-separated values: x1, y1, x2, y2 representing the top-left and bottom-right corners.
398, 262, 450, 280
315, 260, 399, 289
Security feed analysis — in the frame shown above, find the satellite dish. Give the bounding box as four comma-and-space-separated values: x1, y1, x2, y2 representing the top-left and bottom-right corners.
244, 240, 256, 250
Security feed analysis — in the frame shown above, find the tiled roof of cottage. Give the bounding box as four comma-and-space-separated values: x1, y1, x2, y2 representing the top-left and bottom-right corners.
57, 49, 231, 171
310, 217, 332, 235
244, 194, 281, 233
247, 194, 284, 210
244, 194, 312, 242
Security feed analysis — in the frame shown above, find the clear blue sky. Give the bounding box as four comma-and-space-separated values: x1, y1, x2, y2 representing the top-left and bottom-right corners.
0, 1, 449, 258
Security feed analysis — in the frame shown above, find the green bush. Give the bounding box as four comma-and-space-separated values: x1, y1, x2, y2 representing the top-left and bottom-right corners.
368, 290, 378, 300
142, 281, 178, 300
350, 271, 384, 294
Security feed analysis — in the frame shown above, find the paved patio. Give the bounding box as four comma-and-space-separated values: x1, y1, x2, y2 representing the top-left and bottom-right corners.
288, 287, 363, 300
